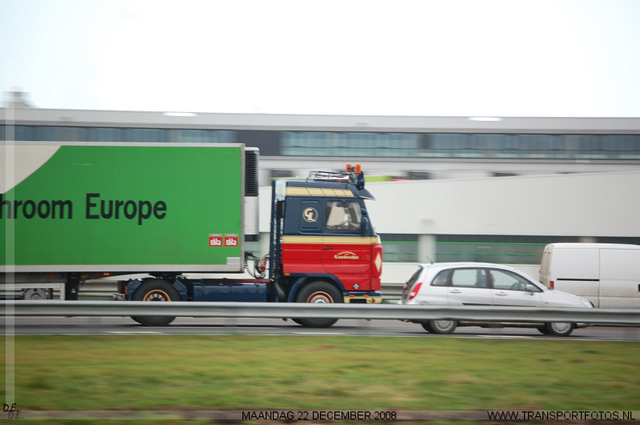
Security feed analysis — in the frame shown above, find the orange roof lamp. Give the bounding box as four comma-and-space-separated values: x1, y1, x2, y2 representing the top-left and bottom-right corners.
346, 164, 365, 190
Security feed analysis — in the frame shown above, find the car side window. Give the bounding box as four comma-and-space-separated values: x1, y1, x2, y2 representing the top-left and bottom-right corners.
490, 269, 540, 292
450, 269, 489, 288
431, 270, 449, 286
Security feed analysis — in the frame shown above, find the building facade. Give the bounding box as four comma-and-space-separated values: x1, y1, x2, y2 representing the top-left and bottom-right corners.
3, 92, 640, 282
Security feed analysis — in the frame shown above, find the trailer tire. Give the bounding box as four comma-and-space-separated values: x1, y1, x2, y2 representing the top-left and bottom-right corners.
295, 281, 342, 328
131, 280, 180, 326
22, 288, 52, 300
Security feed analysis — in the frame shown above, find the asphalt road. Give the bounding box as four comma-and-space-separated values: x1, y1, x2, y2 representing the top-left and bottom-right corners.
2, 316, 639, 341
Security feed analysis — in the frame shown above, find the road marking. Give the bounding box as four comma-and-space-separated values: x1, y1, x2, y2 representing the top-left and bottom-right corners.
476, 335, 535, 339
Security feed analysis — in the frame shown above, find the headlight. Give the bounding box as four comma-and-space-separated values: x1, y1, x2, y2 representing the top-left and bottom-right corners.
581, 298, 594, 308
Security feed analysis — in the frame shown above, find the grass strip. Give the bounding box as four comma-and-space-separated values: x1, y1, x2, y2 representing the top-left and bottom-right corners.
2, 334, 638, 413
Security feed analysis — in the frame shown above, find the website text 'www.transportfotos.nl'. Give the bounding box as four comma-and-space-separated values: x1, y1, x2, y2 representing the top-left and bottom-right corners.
240, 410, 637, 422
487, 410, 637, 421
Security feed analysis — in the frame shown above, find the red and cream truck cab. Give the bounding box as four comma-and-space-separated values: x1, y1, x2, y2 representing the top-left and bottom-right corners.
268, 165, 383, 326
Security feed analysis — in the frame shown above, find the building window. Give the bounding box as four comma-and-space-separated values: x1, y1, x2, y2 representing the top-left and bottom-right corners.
3, 125, 640, 160
435, 235, 579, 264
379, 234, 418, 262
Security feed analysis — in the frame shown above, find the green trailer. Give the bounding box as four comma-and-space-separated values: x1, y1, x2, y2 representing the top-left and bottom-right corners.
1, 142, 258, 300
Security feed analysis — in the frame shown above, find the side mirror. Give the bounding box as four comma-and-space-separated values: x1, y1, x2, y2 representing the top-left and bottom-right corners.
275, 200, 284, 219
360, 216, 369, 236
525, 284, 537, 293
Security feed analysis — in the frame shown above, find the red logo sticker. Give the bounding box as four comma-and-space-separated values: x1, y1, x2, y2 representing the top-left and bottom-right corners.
224, 235, 239, 247
209, 234, 223, 247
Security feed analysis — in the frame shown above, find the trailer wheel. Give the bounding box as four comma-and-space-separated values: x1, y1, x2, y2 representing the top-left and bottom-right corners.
295, 281, 342, 328
131, 280, 180, 326
22, 288, 52, 300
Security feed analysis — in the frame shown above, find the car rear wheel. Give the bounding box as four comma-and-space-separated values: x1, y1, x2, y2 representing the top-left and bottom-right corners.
421, 320, 458, 334
544, 322, 574, 337
536, 325, 549, 335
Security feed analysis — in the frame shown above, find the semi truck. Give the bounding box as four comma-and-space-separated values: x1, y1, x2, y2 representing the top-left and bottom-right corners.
0, 142, 383, 327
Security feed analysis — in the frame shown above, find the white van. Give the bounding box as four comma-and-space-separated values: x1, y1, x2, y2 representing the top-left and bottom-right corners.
540, 243, 640, 308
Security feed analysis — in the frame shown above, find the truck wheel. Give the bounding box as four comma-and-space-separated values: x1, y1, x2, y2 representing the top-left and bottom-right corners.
543, 322, 574, 337
291, 318, 306, 326
295, 281, 342, 328
421, 320, 458, 334
131, 280, 180, 326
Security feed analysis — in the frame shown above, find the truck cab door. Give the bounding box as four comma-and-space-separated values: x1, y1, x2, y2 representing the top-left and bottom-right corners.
280, 199, 325, 275
322, 200, 374, 291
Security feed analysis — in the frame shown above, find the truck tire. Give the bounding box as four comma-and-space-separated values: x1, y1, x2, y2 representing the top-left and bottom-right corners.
295, 281, 343, 328
131, 280, 180, 326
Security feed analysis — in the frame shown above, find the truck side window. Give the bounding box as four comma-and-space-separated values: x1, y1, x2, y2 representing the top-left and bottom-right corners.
325, 200, 361, 231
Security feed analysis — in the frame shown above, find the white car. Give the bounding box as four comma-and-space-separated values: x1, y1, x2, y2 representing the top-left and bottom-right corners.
401, 262, 594, 336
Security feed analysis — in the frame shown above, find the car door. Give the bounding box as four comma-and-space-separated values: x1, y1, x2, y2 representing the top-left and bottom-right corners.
446, 268, 493, 306
489, 268, 542, 307
421, 268, 450, 305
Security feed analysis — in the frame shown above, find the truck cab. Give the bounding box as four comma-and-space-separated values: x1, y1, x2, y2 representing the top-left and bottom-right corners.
270, 165, 383, 326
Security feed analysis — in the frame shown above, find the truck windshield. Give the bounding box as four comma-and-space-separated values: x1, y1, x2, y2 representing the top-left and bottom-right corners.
325, 200, 361, 231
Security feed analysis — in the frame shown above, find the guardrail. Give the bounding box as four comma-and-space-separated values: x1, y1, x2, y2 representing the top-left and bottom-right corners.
2, 281, 406, 301
1, 301, 639, 325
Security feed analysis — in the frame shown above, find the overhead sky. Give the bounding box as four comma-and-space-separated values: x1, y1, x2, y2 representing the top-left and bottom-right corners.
1, 0, 639, 117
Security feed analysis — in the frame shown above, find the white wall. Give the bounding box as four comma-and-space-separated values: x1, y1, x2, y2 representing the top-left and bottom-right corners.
365, 171, 640, 237
258, 171, 640, 284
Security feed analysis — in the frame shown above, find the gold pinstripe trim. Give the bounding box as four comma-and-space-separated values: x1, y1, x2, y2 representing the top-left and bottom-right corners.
286, 187, 355, 197
282, 235, 380, 245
